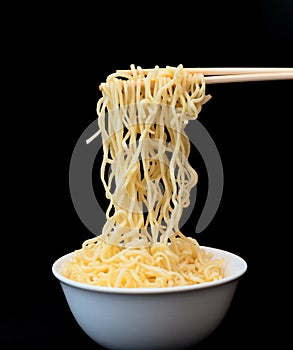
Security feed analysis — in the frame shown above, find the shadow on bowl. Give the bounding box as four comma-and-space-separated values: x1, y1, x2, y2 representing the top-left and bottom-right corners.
52, 246, 247, 350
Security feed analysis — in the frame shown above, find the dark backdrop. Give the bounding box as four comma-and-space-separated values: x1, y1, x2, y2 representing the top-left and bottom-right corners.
3, 1, 292, 349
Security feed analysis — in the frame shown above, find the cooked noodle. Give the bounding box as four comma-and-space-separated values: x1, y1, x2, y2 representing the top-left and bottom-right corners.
63, 64, 224, 287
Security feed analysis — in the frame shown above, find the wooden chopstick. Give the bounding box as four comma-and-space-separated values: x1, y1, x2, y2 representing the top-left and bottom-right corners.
110, 67, 293, 85
205, 72, 293, 84
99, 71, 293, 90
116, 67, 293, 75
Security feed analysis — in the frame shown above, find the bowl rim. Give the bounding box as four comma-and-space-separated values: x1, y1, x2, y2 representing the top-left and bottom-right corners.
52, 246, 247, 294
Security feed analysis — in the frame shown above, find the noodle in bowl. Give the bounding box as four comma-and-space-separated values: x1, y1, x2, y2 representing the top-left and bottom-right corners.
52, 246, 247, 350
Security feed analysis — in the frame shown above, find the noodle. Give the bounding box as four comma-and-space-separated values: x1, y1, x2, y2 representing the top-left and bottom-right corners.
63, 64, 224, 287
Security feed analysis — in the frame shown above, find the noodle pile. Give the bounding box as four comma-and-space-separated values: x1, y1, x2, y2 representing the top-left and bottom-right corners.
63, 64, 224, 287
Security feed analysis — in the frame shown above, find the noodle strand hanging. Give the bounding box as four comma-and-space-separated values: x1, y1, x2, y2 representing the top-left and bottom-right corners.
63, 65, 224, 288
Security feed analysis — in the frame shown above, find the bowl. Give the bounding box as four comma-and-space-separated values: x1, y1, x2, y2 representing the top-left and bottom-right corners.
52, 246, 247, 350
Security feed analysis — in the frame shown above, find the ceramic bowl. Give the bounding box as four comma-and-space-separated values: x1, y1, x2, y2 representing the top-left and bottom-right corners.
52, 246, 247, 350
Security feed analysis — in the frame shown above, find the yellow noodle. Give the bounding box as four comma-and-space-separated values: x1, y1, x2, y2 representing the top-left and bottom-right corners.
63, 64, 224, 287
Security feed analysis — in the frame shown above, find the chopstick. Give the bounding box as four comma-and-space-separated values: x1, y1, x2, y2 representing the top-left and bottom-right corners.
113, 67, 293, 84
117, 67, 293, 76
98, 68, 293, 91
205, 72, 293, 84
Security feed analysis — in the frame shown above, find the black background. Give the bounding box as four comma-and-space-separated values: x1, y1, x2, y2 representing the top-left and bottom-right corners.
3, 1, 292, 349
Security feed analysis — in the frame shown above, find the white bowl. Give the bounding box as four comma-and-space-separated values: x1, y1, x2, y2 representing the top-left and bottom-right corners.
52, 246, 247, 350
